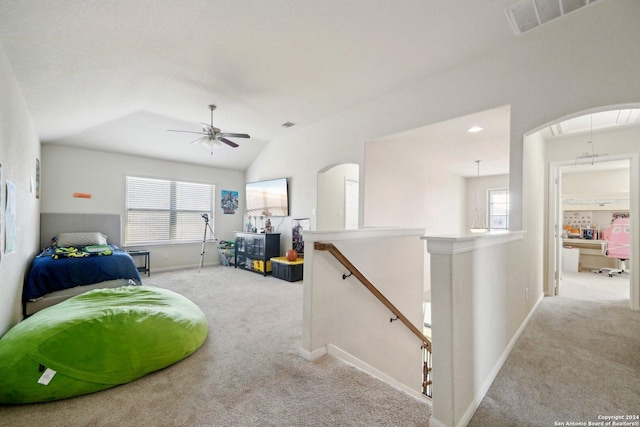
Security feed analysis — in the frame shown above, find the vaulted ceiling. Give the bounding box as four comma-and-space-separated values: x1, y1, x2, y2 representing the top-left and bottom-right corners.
0, 0, 604, 171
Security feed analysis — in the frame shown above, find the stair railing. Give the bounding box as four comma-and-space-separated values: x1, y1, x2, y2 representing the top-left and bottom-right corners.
314, 242, 432, 398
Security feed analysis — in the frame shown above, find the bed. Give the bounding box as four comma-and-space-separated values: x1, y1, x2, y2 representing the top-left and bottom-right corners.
23, 214, 142, 316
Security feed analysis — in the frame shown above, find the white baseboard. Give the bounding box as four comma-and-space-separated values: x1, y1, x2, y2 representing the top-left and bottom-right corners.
326, 344, 429, 403
429, 417, 447, 427
456, 292, 545, 427
298, 344, 429, 403
298, 346, 327, 361
151, 261, 222, 274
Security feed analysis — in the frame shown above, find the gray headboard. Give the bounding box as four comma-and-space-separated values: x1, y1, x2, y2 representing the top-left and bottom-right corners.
40, 213, 122, 249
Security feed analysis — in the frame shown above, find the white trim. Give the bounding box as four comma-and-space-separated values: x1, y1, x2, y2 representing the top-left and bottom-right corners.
429, 418, 448, 427
298, 346, 327, 361
548, 153, 640, 311
423, 231, 525, 255
326, 344, 430, 403
456, 292, 544, 427
305, 227, 426, 243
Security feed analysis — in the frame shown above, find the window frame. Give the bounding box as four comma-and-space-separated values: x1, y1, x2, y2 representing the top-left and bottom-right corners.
125, 175, 215, 246
487, 188, 509, 231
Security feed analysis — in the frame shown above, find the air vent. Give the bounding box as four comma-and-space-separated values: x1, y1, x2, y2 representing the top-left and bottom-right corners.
281, 122, 296, 128
506, 0, 601, 36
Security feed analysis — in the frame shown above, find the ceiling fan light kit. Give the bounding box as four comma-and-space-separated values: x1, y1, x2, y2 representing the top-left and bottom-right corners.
168, 104, 250, 152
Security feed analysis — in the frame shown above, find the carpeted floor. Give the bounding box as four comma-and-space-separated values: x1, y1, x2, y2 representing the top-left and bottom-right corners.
468, 271, 640, 427
0, 266, 431, 427
4, 267, 636, 427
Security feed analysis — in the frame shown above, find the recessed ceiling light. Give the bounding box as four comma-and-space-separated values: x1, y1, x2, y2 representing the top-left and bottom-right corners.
281, 122, 296, 128
467, 126, 484, 133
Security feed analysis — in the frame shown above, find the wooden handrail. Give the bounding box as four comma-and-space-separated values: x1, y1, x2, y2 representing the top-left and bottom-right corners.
314, 242, 432, 353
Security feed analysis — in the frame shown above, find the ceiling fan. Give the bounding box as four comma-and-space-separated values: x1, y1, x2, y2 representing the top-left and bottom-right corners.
168, 104, 250, 150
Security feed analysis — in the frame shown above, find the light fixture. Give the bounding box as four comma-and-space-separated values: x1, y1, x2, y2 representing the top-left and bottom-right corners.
470, 160, 488, 233
202, 137, 222, 154
467, 126, 484, 133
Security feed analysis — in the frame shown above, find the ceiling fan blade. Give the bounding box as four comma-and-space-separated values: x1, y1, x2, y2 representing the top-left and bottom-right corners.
218, 137, 239, 148
168, 129, 208, 135
219, 132, 250, 139
191, 136, 208, 145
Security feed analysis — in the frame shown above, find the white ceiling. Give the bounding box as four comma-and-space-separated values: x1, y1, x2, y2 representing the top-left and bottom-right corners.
372, 105, 512, 178
0, 0, 527, 170
2, 1, 623, 174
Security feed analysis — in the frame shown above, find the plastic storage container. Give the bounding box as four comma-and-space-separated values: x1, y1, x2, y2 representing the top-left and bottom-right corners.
271, 257, 304, 282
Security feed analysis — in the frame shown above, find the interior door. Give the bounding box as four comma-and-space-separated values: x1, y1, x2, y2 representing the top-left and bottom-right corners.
554, 167, 563, 295
344, 179, 359, 230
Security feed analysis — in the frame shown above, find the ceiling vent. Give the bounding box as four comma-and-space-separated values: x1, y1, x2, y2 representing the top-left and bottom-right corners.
506, 0, 601, 36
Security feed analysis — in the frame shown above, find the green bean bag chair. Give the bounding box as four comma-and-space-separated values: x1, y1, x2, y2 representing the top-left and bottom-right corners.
0, 286, 208, 404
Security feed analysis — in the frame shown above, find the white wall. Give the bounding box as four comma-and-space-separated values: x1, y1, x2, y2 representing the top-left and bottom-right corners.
41, 145, 245, 271
302, 228, 427, 398
563, 168, 630, 214
317, 163, 359, 230
0, 45, 41, 335
465, 174, 509, 231
563, 169, 629, 197
364, 138, 466, 233
246, 1, 640, 239
545, 125, 640, 163
425, 133, 545, 426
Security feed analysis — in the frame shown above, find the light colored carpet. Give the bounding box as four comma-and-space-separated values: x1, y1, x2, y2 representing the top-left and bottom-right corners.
468, 271, 640, 426
0, 266, 431, 427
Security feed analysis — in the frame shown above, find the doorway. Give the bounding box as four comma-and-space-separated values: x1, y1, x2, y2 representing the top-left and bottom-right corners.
317, 163, 360, 231
553, 159, 632, 299
543, 108, 640, 310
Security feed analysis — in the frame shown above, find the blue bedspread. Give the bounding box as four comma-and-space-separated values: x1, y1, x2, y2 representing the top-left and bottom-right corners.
23, 245, 142, 302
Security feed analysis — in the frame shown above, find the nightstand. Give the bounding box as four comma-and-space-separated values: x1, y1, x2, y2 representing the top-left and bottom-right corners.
128, 250, 150, 277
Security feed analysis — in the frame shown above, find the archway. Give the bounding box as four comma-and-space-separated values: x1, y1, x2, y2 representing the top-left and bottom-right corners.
316, 163, 360, 231
533, 106, 640, 310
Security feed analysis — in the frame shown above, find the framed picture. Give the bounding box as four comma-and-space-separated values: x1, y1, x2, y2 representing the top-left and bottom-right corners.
36, 158, 40, 199
582, 228, 595, 240
220, 190, 238, 214
5, 180, 16, 254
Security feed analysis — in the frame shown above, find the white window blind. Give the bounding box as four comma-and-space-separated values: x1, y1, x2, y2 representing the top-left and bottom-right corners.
488, 188, 509, 231
125, 176, 214, 245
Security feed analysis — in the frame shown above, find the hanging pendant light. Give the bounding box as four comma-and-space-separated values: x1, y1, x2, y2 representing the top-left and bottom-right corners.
470, 160, 488, 233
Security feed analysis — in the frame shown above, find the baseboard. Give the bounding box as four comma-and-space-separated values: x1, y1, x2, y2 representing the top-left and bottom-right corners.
326, 344, 429, 403
298, 346, 327, 361
152, 261, 223, 274
429, 417, 447, 427
456, 292, 544, 427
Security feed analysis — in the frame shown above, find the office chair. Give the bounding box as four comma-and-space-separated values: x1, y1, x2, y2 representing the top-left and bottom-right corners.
597, 218, 630, 277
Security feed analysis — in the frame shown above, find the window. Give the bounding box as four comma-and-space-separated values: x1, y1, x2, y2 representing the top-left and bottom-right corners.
125, 176, 214, 245
488, 188, 509, 230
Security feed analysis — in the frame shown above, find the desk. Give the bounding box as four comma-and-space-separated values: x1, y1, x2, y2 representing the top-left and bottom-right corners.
128, 250, 150, 277
562, 239, 615, 270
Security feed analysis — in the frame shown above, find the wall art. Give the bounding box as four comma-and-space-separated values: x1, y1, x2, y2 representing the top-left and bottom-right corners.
221, 190, 238, 214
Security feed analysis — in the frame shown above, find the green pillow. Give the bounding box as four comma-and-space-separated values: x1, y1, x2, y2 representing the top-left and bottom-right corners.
0, 286, 208, 404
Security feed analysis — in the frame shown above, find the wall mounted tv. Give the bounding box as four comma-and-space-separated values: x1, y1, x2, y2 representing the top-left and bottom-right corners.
245, 178, 289, 217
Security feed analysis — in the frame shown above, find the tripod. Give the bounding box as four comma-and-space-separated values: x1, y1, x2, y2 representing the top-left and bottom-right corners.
199, 213, 216, 272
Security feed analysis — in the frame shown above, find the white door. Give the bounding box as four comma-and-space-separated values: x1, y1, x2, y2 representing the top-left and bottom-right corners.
344, 179, 359, 230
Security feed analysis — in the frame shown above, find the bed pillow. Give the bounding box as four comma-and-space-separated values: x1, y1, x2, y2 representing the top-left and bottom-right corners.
56, 232, 108, 247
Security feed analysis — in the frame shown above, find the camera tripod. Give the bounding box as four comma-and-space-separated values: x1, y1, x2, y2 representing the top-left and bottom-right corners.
199, 213, 216, 272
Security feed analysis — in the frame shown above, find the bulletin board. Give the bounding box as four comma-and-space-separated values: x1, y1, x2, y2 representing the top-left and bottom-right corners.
563, 211, 592, 230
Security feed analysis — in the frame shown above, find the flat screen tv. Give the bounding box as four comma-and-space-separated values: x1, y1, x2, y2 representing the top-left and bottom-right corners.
245, 178, 289, 217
